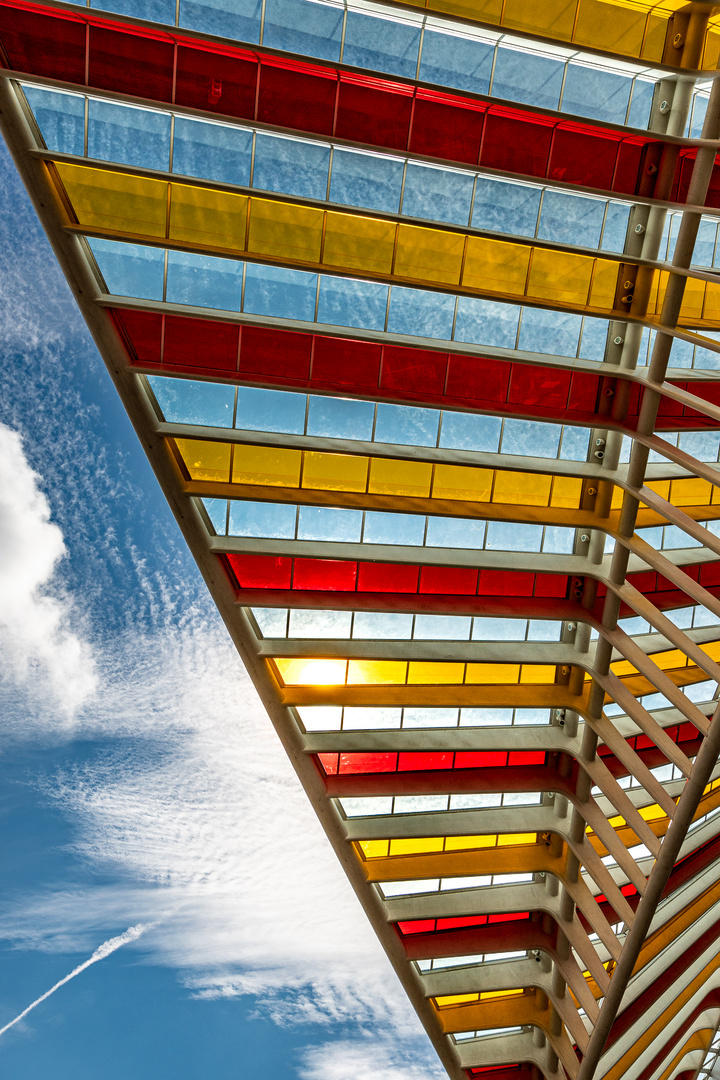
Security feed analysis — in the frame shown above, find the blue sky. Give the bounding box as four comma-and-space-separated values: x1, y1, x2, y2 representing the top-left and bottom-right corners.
0, 137, 444, 1080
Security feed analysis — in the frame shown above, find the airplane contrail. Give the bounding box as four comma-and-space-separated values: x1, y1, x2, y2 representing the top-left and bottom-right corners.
0, 923, 152, 1039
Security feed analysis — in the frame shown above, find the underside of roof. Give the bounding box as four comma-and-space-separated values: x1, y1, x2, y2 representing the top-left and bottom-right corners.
4, 2, 720, 1078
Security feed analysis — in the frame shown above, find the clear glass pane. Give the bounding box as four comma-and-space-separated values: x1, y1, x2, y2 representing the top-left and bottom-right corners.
561, 63, 631, 125
288, 608, 352, 637
440, 412, 502, 453
387, 286, 455, 340
236, 386, 306, 434
173, 117, 252, 186
402, 163, 474, 226
329, 148, 404, 214
425, 515, 486, 549
23, 86, 84, 156
363, 510, 426, 545
343, 10, 421, 80
228, 499, 296, 538
306, 395, 375, 440
89, 239, 165, 301
243, 263, 317, 321
419, 29, 493, 95
414, 614, 472, 640
297, 505, 363, 542
251, 607, 288, 637
88, 99, 171, 171
472, 177, 541, 238
179, 0, 262, 43
486, 520, 542, 552
500, 418, 561, 458
263, 0, 344, 61
167, 250, 243, 311
517, 306, 583, 358
317, 275, 388, 331
375, 402, 439, 447
454, 297, 519, 349
492, 47, 564, 112
148, 374, 235, 427
537, 190, 605, 249
252, 132, 331, 201
352, 611, 414, 638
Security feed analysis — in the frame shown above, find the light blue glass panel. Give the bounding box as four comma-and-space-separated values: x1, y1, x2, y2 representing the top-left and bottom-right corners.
252, 607, 288, 636
618, 615, 650, 635
147, 374, 235, 427
179, 0, 262, 42
501, 418, 560, 458
578, 317, 609, 362
561, 63, 631, 124
244, 263, 317, 321
460, 708, 512, 726
486, 521, 542, 551
403, 707, 459, 727
401, 163, 474, 226
425, 515, 485, 549
297, 505, 362, 542
454, 297, 519, 349
636, 525, 663, 548
387, 286, 455, 339
363, 511, 425, 546
414, 615, 472, 640
693, 333, 720, 370
472, 177, 541, 238
229, 500, 296, 537
352, 612, 414, 639
439, 412, 501, 452
601, 202, 630, 253
663, 525, 701, 549
343, 11, 421, 79
678, 431, 720, 462
23, 87, 84, 155
289, 609, 352, 638
89, 239, 164, 300
664, 606, 695, 629
91, 0, 175, 18
236, 386, 305, 433
375, 402, 439, 446
252, 133, 330, 200
472, 618, 525, 641
329, 149, 403, 214
626, 77, 654, 129
518, 307, 582, 358
263, 0, 344, 61
167, 250, 243, 310
492, 48, 564, 111
527, 620, 561, 641
306, 395, 374, 440
668, 336, 695, 369
692, 219, 717, 268
542, 526, 574, 554
537, 190, 604, 249
173, 118, 252, 186
201, 497, 228, 534
512, 709, 550, 725
88, 99, 171, 171
559, 426, 590, 461
690, 93, 709, 139
317, 276, 388, 331
418, 29, 492, 95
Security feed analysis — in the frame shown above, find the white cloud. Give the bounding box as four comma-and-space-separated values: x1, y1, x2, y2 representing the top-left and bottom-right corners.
298, 1039, 446, 1080
0, 423, 97, 715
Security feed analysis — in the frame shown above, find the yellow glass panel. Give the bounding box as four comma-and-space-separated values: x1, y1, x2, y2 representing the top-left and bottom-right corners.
56, 163, 167, 237
669, 477, 713, 507
493, 471, 552, 507
611, 659, 638, 676
520, 664, 557, 684
273, 658, 348, 685
232, 444, 301, 487
168, 183, 248, 249
466, 663, 521, 684
368, 458, 433, 497
703, 280, 720, 324
445, 834, 496, 851
247, 198, 323, 262
302, 452, 369, 493
645, 479, 670, 501
479, 989, 524, 1000
527, 248, 594, 306
713, 487, 720, 506
432, 464, 493, 502
589, 258, 622, 310
638, 804, 665, 822
432, 0, 503, 20
651, 648, 688, 671
703, 27, 720, 70
502, 0, 576, 37
408, 661, 465, 684
700, 640, 720, 661
497, 832, 536, 846
356, 839, 389, 859
610, 485, 624, 510
680, 276, 707, 323
435, 993, 479, 1007
573, 0, 646, 56
463, 236, 531, 298
390, 837, 444, 856
322, 212, 395, 275
347, 660, 408, 684
395, 224, 465, 286
550, 475, 583, 508
175, 437, 231, 482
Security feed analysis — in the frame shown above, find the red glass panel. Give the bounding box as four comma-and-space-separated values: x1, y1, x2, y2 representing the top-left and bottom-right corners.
478, 570, 535, 596
699, 562, 720, 586
317, 753, 338, 775
357, 562, 419, 593
489, 911, 530, 922
507, 365, 571, 408
398, 752, 454, 771
445, 356, 511, 405
258, 58, 337, 134
397, 919, 436, 934
293, 557, 358, 591
88, 25, 174, 101
339, 752, 397, 773
409, 92, 484, 165
0, 2, 86, 82
455, 751, 507, 768
549, 128, 619, 190
311, 336, 382, 390
226, 553, 292, 589
380, 347, 447, 396
114, 309, 163, 365
175, 43, 257, 118
656, 393, 685, 417
438, 915, 488, 929
614, 139, 646, 196
481, 110, 554, 178
165, 316, 239, 372
239, 326, 313, 381
533, 574, 569, 598
335, 75, 413, 150
419, 566, 479, 595
508, 751, 546, 765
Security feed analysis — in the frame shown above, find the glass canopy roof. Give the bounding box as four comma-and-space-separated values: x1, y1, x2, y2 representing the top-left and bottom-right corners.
3, 1, 720, 1079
